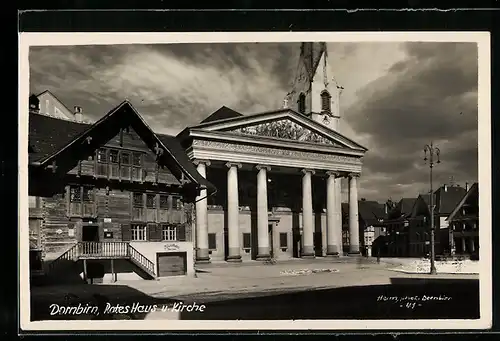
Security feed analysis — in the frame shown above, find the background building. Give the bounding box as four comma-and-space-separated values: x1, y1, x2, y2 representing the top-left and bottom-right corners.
381, 184, 470, 258
446, 183, 479, 258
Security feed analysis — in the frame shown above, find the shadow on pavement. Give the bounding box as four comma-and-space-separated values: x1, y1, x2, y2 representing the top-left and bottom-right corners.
180, 277, 479, 320
30, 284, 180, 321
30, 277, 479, 321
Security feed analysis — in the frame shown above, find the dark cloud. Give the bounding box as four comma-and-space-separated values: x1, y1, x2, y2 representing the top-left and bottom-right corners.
344, 42, 478, 200
150, 42, 298, 90
27, 41, 479, 202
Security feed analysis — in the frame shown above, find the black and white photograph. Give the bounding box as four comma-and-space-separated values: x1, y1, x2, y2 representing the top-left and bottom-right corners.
19, 32, 491, 330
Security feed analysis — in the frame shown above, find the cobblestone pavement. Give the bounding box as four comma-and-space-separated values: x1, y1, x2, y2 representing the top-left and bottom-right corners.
29, 258, 479, 321
31, 258, 478, 303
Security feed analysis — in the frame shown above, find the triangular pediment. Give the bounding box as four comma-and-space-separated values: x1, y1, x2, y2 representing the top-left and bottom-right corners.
227, 118, 345, 147
190, 108, 367, 151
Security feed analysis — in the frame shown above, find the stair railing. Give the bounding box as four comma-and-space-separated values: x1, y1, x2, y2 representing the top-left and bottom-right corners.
127, 244, 156, 277
47, 243, 80, 272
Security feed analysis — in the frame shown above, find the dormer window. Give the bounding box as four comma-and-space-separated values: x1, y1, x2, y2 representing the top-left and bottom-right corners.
298, 93, 306, 114
321, 90, 331, 112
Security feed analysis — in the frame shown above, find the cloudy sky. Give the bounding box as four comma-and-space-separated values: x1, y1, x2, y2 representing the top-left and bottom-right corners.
29, 41, 478, 202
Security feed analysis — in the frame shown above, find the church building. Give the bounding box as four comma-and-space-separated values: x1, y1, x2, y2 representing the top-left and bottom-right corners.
182, 42, 368, 263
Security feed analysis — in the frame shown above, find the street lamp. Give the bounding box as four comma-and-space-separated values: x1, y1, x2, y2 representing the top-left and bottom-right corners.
424, 142, 441, 275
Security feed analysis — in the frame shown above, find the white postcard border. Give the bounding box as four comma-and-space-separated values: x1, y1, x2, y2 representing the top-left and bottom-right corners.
18, 31, 492, 331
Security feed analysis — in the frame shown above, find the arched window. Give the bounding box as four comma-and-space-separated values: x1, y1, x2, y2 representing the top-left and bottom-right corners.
321, 90, 331, 112
298, 93, 306, 114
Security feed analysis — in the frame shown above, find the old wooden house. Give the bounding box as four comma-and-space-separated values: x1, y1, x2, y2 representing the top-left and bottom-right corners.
28, 95, 216, 282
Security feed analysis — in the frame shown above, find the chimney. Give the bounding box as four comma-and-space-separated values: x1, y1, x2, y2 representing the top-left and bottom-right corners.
74, 106, 83, 123
29, 94, 40, 114
465, 182, 469, 191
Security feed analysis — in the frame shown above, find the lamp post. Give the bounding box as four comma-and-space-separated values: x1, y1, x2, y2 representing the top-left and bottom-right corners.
424, 142, 440, 275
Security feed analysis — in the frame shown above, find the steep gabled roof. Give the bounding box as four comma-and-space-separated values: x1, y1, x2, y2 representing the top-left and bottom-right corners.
29, 101, 216, 195
156, 133, 216, 193
341, 200, 387, 226
29, 113, 89, 163
434, 185, 467, 215
199, 106, 243, 124
387, 197, 417, 220
400, 198, 417, 215
446, 183, 479, 222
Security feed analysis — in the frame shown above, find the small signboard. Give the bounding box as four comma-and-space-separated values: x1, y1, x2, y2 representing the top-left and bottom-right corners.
104, 231, 113, 239
164, 243, 180, 251
104, 218, 112, 223
425, 241, 430, 245
68, 229, 75, 237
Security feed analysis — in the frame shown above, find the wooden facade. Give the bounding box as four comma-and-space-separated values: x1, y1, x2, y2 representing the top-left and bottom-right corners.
28, 98, 214, 280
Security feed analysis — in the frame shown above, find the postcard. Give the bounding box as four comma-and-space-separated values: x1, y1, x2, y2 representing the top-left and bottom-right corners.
18, 31, 491, 331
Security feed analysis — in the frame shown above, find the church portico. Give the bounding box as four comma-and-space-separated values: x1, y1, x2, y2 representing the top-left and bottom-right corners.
179, 109, 366, 264
174, 42, 368, 265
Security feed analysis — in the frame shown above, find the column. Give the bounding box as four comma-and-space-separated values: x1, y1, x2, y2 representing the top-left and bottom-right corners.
194, 159, 211, 263
335, 174, 344, 255
256, 165, 271, 260
461, 237, 466, 254
326, 171, 340, 257
301, 169, 315, 258
226, 162, 242, 262
348, 173, 361, 255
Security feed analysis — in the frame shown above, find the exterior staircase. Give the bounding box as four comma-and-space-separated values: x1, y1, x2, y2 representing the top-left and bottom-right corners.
45, 242, 156, 281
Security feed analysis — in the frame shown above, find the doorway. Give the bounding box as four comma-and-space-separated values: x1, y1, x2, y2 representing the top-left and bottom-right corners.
82, 225, 99, 242
81, 224, 100, 256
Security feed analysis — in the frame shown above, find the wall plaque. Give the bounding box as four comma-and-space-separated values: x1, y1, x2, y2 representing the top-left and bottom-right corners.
164, 243, 180, 251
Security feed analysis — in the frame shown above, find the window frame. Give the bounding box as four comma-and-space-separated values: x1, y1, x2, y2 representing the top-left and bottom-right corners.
242, 232, 251, 250
95, 147, 142, 181
279, 232, 288, 250
208, 233, 217, 251
146, 193, 157, 209
161, 224, 177, 241
67, 185, 95, 217
131, 224, 147, 241
320, 90, 331, 112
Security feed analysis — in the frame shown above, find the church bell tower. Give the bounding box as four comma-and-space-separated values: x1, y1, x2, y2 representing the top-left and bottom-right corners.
285, 42, 343, 132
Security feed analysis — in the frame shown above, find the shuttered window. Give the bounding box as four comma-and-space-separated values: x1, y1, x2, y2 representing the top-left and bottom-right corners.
121, 224, 132, 241
147, 223, 162, 241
